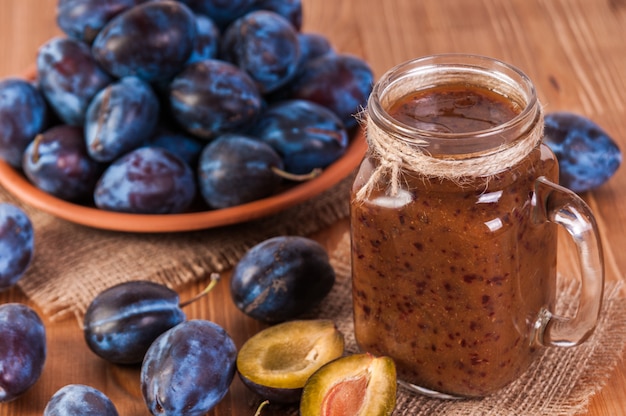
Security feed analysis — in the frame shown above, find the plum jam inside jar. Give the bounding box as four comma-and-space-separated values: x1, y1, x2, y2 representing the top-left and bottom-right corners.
350, 55, 604, 398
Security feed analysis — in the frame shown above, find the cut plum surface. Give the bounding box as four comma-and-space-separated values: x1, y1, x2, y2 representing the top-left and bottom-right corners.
300, 353, 397, 416
236, 319, 344, 403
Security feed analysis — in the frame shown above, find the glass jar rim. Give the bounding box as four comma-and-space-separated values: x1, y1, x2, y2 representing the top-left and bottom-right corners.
367, 54, 541, 155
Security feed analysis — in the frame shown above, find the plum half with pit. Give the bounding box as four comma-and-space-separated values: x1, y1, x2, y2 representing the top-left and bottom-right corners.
230, 236, 336, 323
300, 353, 397, 416
236, 319, 344, 404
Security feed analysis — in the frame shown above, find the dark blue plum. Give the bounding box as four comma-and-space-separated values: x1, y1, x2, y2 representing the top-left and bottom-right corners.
197, 134, 284, 209
56, 0, 145, 44
221, 10, 300, 94
92, 0, 196, 83
249, 0, 303, 30
141, 319, 237, 416
297, 32, 333, 66
264, 32, 334, 103
85, 76, 160, 162
143, 125, 204, 167
83, 281, 186, 364
0, 303, 46, 403
180, 0, 256, 29
0, 204, 34, 291
94, 147, 196, 214
43, 384, 119, 416
544, 112, 622, 192
250, 99, 348, 174
22, 125, 103, 202
0, 78, 49, 167
37, 36, 113, 126
169, 59, 262, 139
187, 14, 221, 64
285, 53, 374, 128
230, 236, 335, 323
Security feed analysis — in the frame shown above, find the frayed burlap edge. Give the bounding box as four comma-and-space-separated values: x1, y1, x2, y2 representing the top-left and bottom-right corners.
5, 173, 354, 322
293, 232, 626, 416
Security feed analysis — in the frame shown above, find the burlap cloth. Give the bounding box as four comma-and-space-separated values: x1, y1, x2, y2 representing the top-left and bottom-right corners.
3, 176, 626, 416
4, 176, 354, 320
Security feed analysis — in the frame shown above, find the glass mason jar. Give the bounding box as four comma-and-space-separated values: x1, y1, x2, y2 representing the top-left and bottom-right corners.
350, 54, 604, 398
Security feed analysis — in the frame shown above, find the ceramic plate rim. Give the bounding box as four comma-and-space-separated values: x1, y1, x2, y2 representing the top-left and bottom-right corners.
0, 129, 365, 232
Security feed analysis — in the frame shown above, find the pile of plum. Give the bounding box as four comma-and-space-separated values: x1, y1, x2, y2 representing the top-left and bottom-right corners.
0, 0, 374, 214
1, 231, 398, 415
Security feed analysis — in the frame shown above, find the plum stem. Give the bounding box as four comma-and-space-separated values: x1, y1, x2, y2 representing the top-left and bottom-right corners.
91, 85, 112, 153
254, 400, 270, 416
271, 166, 323, 182
30, 134, 44, 164
179, 272, 220, 308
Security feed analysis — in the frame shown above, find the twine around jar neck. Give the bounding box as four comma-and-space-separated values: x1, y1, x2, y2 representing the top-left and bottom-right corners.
354, 109, 544, 201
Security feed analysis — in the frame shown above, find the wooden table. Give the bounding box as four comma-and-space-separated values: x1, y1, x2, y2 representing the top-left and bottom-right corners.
1, 0, 625, 414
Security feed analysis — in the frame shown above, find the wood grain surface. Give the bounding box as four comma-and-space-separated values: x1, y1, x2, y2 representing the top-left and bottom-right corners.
2, 0, 626, 415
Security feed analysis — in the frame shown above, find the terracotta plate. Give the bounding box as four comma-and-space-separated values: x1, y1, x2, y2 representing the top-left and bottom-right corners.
0, 128, 366, 233
1, 67, 367, 232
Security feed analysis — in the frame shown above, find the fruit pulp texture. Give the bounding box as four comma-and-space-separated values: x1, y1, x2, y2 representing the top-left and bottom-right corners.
350, 85, 559, 397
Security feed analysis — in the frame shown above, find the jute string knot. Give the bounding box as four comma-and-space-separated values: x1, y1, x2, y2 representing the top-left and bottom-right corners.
355, 111, 544, 201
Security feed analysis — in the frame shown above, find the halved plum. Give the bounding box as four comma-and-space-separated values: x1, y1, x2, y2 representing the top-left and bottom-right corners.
300, 353, 397, 416
236, 319, 344, 404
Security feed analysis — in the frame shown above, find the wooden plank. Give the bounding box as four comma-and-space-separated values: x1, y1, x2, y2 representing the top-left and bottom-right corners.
1, 0, 625, 414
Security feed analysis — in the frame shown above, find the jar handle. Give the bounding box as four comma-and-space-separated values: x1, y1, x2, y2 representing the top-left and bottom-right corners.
533, 176, 604, 347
